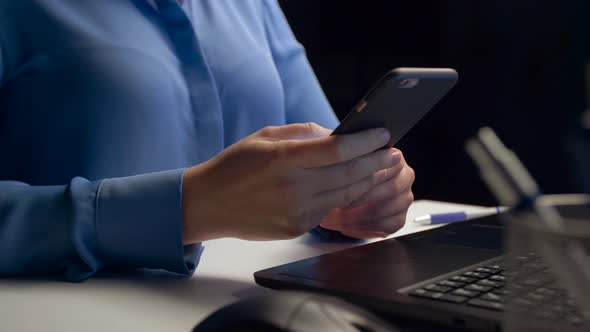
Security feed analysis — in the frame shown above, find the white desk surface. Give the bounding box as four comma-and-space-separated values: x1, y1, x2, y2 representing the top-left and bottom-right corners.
0, 200, 488, 332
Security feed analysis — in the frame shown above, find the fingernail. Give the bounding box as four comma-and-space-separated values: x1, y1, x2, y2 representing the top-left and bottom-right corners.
391, 151, 402, 166
379, 128, 390, 144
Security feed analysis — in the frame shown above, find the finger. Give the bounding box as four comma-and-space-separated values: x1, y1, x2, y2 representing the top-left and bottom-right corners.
348, 161, 404, 207
320, 204, 370, 225
258, 123, 332, 141
320, 203, 377, 228
311, 172, 379, 212
307, 149, 401, 193
285, 128, 390, 168
363, 190, 414, 222
375, 158, 405, 185
319, 207, 384, 238
339, 211, 408, 236
321, 189, 413, 228
350, 163, 414, 207
321, 210, 398, 239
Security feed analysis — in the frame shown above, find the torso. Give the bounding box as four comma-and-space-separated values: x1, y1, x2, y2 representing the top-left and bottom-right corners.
0, 0, 286, 184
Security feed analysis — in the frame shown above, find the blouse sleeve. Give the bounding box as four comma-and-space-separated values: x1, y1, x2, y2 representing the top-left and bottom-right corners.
0, 171, 203, 282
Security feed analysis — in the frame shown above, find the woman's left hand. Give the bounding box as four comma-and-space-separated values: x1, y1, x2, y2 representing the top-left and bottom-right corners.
319, 148, 415, 239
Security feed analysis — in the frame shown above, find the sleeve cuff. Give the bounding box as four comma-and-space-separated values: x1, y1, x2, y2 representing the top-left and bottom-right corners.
95, 169, 202, 275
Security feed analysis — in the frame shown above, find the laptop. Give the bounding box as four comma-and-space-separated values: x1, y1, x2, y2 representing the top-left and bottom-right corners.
254, 205, 589, 331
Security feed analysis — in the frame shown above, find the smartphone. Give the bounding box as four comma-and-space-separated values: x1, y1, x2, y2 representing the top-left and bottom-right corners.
331, 67, 459, 146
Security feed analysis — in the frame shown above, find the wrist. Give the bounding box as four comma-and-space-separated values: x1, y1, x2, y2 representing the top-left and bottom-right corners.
182, 166, 204, 244
181, 164, 227, 244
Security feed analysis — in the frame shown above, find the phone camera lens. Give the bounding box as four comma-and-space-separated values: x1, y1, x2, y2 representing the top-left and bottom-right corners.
398, 78, 419, 88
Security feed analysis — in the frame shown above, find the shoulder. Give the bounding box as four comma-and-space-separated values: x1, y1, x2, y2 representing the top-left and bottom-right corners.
206, 0, 283, 24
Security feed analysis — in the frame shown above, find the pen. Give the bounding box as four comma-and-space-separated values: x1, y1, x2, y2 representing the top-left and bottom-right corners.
413, 207, 506, 225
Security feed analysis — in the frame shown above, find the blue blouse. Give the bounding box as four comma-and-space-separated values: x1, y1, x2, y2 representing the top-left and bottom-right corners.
0, 0, 338, 281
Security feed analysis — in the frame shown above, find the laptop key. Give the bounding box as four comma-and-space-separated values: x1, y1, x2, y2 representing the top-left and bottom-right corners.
452, 288, 480, 298
437, 294, 469, 304
475, 267, 501, 274
522, 261, 548, 271
424, 284, 452, 293
467, 299, 504, 311
465, 284, 493, 292
566, 315, 584, 326
546, 304, 569, 314
477, 279, 503, 288
534, 288, 559, 297
525, 292, 552, 303
489, 275, 506, 282
409, 289, 443, 299
552, 299, 578, 311
485, 264, 506, 271
512, 297, 536, 310
438, 280, 465, 288
532, 309, 558, 321
517, 276, 552, 288
506, 283, 533, 294
409, 288, 471, 304
544, 283, 566, 294
450, 276, 476, 283
463, 271, 490, 279
514, 254, 532, 263
495, 259, 519, 268
492, 289, 510, 296
479, 292, 503, 302
502, 268, 536, 278
410, 288, 430, 296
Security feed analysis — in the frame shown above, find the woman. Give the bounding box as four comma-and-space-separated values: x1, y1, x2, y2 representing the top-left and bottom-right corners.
0, 0, 414, 281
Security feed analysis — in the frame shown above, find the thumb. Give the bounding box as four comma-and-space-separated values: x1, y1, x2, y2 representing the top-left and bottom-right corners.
261, 122, 332, 141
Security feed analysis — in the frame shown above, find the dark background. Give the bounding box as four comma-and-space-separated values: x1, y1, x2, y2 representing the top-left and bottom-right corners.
279, 0, 590, 205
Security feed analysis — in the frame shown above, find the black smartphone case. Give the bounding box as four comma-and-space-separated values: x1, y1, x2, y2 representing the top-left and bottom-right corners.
331, 68, 458, 147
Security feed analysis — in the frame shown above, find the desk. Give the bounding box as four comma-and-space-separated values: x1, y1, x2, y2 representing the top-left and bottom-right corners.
0, 200, 488, 332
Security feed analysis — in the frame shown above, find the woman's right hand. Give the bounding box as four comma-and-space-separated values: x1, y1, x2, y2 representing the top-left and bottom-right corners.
181, 123, 397, 243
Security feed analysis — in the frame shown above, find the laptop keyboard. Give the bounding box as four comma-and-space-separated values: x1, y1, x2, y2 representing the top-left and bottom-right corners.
406, 253, 586, 327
